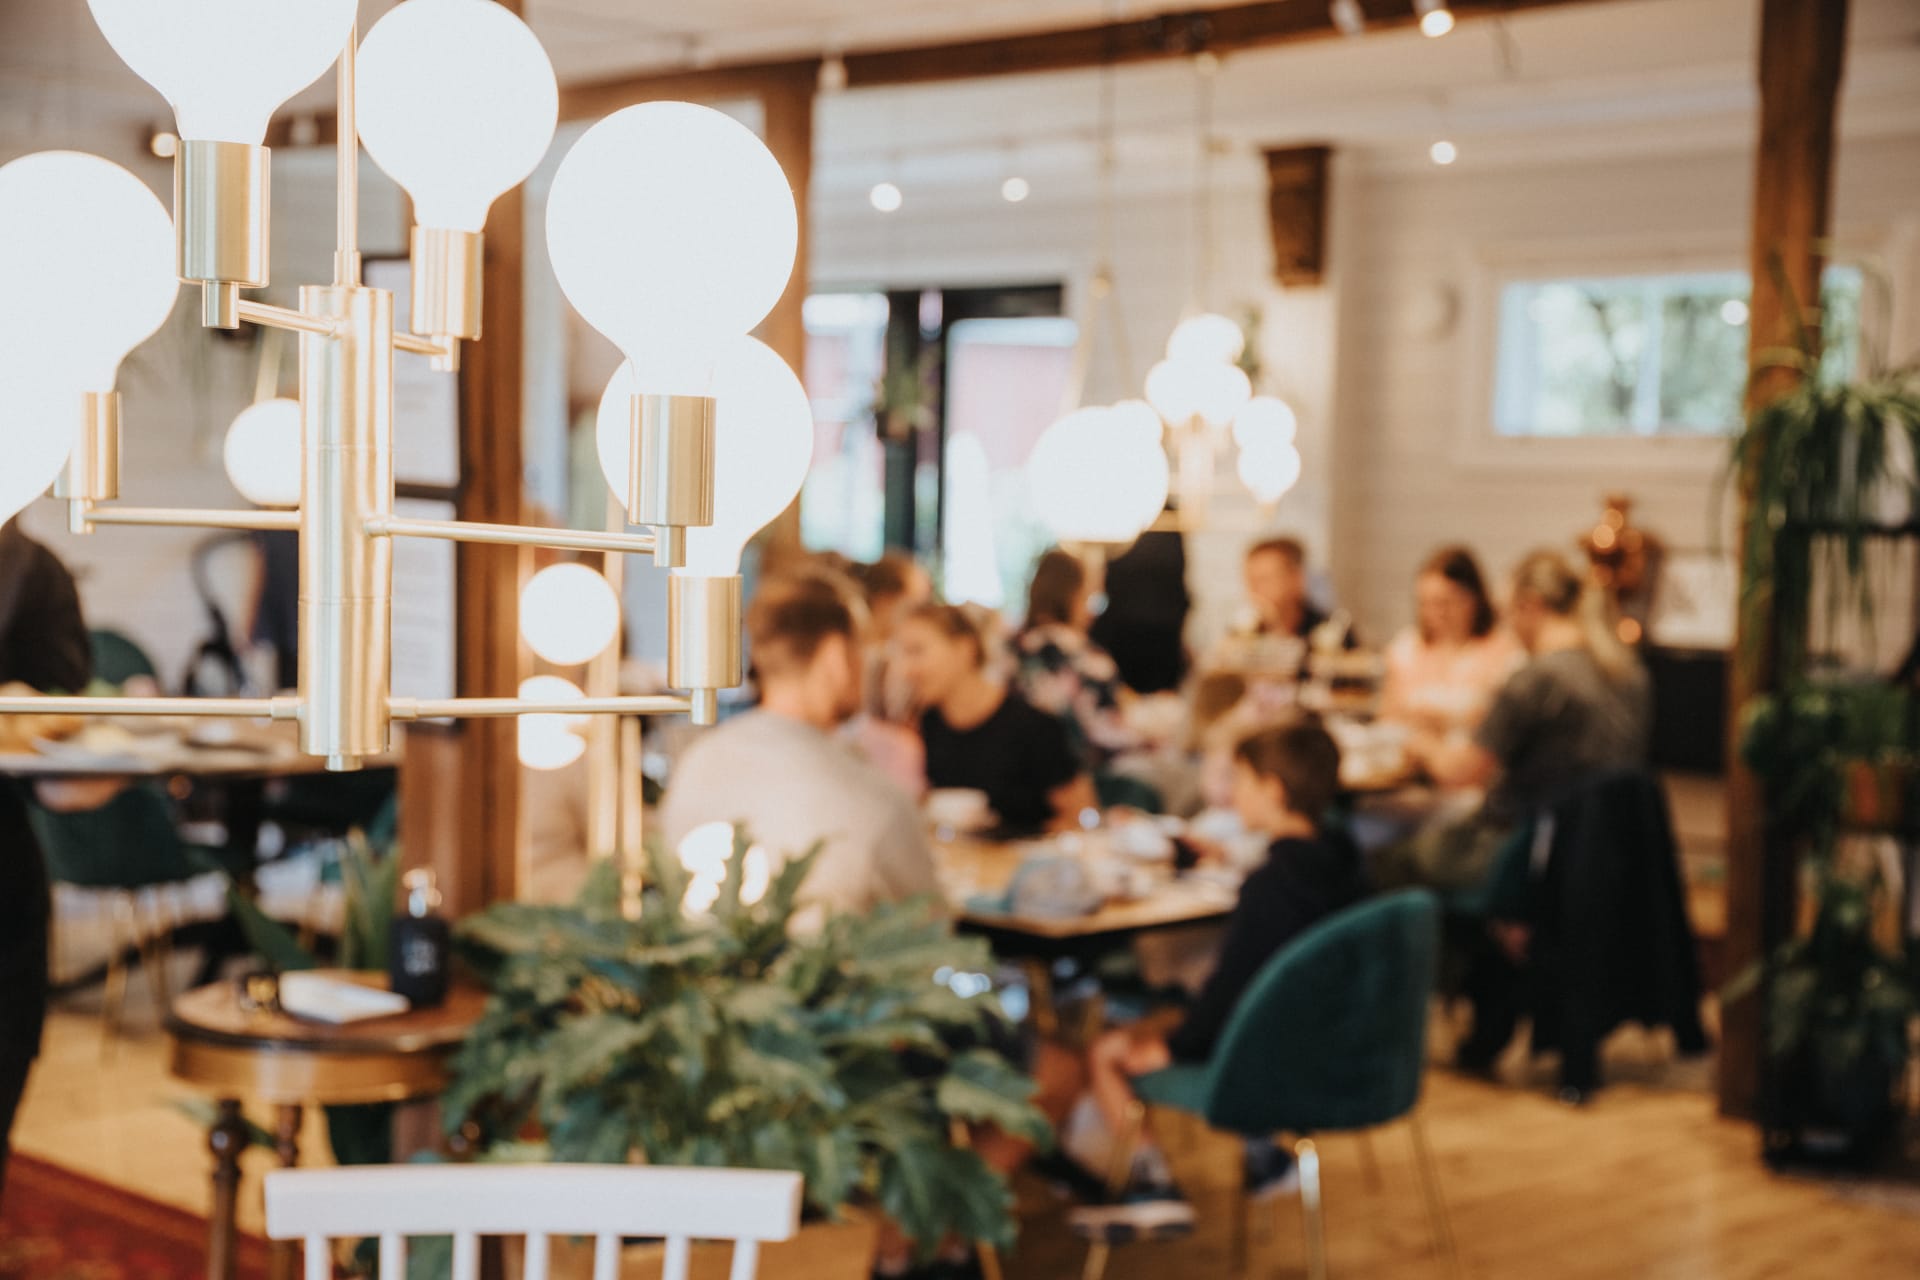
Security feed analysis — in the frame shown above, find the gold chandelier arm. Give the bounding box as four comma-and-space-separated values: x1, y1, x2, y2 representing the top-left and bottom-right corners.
0, 696, 297, 719
391, 331, 456, 359
234, 298, 343, 339
365, 515, 658, 558
389, 695, 694, 721
83, 505, 300, 533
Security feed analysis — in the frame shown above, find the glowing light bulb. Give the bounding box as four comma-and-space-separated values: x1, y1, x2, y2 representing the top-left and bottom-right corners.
0, 152, 177, 395
1230, 396, 1299, 451
1028, 406, 1170, 545
356, 0, 557, 233
870, 181, 903, 213
1112, 399, 1166, 446
1166, 312, 1246, 365
1001, 176, 1030, 203
87, 0, 357, 145
1238, 440, 1303, 505
1721, 299, 1749, 326
0, 376, 83, 529
547, 103, 797, 397
519, 563, 622, 666
1429, 139, 1458, 166
677, 821, 772, 915
1145, 358, 1252, 427
516, 675, 588, 771
223, 399, 301, 507
1419, 4, 1456, 38
597, 337, 814, 577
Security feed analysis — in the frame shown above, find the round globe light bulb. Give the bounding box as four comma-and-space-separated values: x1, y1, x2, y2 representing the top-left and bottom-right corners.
546, 103, 797, 396
223, 398, 302, 507
1028, 406, 1170, 545
1230, 396, 1299, 451
520, 563, 622, 666
1000, 176, 1030, 203
1237, 440, 1303, 505
1166, 312, 1246, 365
1112, 399, 1166, 446
1420, 6, 1456, 38
1429, 139, 1459, 167
597, 337, 814, 577
87, 0, 357, 144
676, 821, 772, 915
0, 374, 88, 529
516, 674, 588, 771
1145, 358, 1252, 428
870, 181, 904, 213
0, 152, 177, 394
356, 0, 557, 233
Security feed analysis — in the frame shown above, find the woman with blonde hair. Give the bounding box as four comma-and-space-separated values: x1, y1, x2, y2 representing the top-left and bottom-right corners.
1382, 549, 1650, 891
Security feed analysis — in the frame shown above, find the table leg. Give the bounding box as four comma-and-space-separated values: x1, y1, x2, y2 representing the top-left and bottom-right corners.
269, 1104, 303, 1280
206, 1099, 246, 1280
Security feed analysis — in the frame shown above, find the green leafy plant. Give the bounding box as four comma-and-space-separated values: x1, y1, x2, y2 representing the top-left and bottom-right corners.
444, 829, 1049, 1260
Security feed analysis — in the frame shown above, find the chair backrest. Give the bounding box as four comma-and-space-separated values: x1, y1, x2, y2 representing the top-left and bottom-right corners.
1200, 889, 1441, 1135
88, 628, 158, 685
265, 1164, 803, 1280
29, 783, 198, 889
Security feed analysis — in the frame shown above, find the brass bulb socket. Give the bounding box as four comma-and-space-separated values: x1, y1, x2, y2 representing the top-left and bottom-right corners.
52, 392, 121, 503
667, 573, 744, 704
409, 226, 483, 341
176, 141, 269, 291
628, 395, 716, 537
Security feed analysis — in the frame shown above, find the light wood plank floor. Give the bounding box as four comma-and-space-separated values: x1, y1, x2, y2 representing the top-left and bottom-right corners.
13, 995, 1920, 1279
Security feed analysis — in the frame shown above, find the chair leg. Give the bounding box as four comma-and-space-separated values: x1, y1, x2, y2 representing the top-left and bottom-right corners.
136, 898, 171, 1020
1356, 1130, 1383, 1191
1080, 1101, 1145, 1280
1231, 1146, 1251, 1278
1294, 1138, 1327, 1280
1408, 1111, 1461, 1277
100, 894, 132, 1058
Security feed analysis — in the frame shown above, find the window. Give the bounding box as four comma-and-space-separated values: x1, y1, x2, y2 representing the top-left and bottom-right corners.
800, 293, 889, 561
1492, 267, 1863, 438
941, 316, 1077, 608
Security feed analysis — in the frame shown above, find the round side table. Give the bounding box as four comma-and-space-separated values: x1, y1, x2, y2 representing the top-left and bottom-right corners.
166, 970, 488, 1280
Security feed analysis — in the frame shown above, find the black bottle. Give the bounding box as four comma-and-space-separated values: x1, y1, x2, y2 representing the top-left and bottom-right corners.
389, 869, 450, 1008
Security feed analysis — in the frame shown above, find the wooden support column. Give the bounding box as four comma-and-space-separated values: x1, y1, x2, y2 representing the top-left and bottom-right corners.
1719, 0, 1849, 1121
757, 70, 815, 570
400, 5, 529, 917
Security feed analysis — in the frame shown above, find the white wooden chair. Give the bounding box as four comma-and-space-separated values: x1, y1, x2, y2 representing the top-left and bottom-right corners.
264, 1163, 804, 1280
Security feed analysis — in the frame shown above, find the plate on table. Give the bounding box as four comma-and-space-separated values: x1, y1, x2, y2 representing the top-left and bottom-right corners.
279, 974, 412, 1025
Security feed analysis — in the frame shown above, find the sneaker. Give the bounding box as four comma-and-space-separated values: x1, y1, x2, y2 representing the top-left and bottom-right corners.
1243, 1140, 1300, 1204
1068, 1186, 1198, 1244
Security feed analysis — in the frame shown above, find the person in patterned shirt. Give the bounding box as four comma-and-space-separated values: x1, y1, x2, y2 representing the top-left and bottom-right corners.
1012, 548, 1142, 771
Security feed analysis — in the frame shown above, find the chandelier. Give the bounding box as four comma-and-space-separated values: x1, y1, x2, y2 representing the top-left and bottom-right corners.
0, 0, 812, 772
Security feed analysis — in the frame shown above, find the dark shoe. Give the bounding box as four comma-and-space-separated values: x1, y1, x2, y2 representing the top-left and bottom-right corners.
1243, 1140, 1299, 1204
1068, 1184, 1197, 1243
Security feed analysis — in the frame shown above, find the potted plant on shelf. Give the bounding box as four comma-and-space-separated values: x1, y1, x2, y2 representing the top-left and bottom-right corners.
442, 830, 1049, 1279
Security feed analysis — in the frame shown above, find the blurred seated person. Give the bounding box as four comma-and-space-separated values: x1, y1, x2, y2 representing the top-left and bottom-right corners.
1042, 719, 1367, 1232
896, 602, 1098, 834
1013, 549, 1139, 769
844, 552, 934, 797
0, 517, 91, 1202
661, 572, 939, 926
1380, 546, 1522, 736
1088, 524, 1190, 695
1230, 536, 1354, 648
1380, 550, 1651, 891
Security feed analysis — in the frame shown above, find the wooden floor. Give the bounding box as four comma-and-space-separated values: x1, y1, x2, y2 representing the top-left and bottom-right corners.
13, 990, 1920, 1280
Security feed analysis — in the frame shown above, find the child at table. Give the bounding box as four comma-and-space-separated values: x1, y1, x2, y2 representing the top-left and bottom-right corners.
1045, 717, 1368, 1236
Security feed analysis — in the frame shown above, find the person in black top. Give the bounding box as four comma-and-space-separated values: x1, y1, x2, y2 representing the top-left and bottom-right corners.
895, 602, 1097, 834
1059, 718, 1366, 1235
0, 518, 91, 1204
1088, 526, 1191, 695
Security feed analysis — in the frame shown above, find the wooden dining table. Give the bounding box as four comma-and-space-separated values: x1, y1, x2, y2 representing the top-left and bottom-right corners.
0, 718, 399, 781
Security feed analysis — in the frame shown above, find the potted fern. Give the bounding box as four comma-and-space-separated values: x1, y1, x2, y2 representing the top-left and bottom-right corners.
442, 830, 1048, 1276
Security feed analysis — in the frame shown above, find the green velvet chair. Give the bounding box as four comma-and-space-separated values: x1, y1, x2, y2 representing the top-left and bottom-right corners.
1083, 889, 1457, 1280
30, 783, 208, 1050
88, 628, 159, 686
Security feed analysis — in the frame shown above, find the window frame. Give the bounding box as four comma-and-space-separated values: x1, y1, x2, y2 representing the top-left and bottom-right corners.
1454, 227, 1900, 476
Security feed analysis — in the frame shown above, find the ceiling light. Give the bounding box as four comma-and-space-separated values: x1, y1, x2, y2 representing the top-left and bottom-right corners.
1429, 139, 1458, 165
1416, 0, 1455, 38
1329, 0, 1365, 36
520, 564, 622, 666
1001, 175, 1030, 203
1720, 299, 1750, 326
1027, 405, 1170, 545
869, 180, 903, 213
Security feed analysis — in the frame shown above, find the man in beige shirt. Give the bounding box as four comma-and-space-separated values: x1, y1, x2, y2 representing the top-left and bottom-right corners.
660, 571, 940, 925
